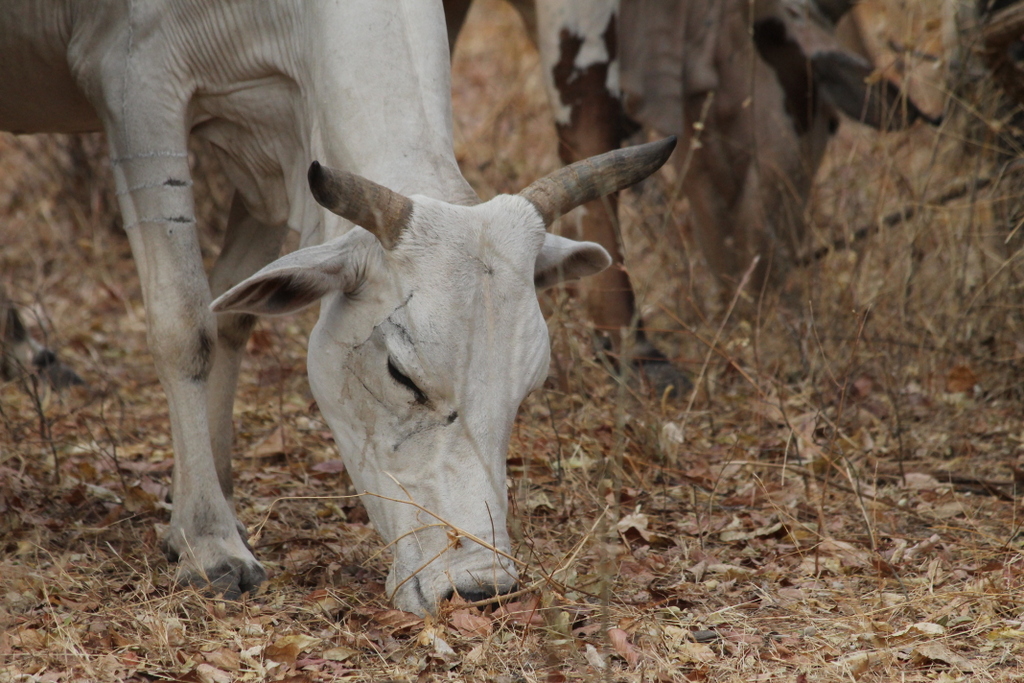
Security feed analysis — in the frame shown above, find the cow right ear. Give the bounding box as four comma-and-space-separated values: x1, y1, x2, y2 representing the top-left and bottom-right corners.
534, 233, 612, 290
211, 229, 381, 316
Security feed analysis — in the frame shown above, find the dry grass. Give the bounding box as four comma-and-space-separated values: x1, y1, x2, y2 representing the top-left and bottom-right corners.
3, 1, 1024, 681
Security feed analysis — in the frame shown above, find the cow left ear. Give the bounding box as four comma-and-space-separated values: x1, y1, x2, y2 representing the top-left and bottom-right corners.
211, 229, 380, 316
534, 233, 612, 290
810, 51, 939, 131
753, 14, 939, 133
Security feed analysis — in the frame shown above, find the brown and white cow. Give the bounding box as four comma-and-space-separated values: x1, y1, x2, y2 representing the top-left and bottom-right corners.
447, 0, 684, 388
449, 0, 938, 337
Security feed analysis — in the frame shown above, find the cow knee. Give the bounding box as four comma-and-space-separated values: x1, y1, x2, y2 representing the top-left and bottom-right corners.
147, 305, 217, 383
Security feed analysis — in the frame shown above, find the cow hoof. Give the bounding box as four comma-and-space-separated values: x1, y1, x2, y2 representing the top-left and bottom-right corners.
162, 525, 267, 599
443, 584, 516, 605
177, 558, 267, 600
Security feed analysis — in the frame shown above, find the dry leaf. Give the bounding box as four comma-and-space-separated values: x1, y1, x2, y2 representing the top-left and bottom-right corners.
887, 622, 945, 643
750, 389, 786, 424
305, 589, 343, 615
239, 645, 267, 678
687, 560, 708, 582
11, 628, 46, 649
195, 663, 232, 683
617, 510, 651, 539
660, 422, 685, 457
946, 365, 977, 394
248, 426, 287, 459
450, 609, 493, 638
900, 473, 942, 490
720, 521, 784, 542
904, 534, 941, 560
617, 508, 672, 546
265, 635, 321, 665
835, 649, 892, 675
608, 628, 641, 666
818, 539, 871, 568
706, 563, 755, 579
911, 642, 974, 672
851, 375, 874, 399
986, 627, 1024, 641
674, 641, 716, 664
465, 644, 487, 666
931, 500, 965, 519
322, 646, 358, 662
203, 648, 240, 671
417, 626, 456, 659
526, 489, 555, 513
368, 608, 423, 633
495, 595, 544, 627
310, 459, 346, 473
584, 644, 606, 670
432, 634, 456, 658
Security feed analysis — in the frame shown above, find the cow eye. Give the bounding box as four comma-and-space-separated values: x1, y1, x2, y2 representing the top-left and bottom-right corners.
387, 357, 429, 405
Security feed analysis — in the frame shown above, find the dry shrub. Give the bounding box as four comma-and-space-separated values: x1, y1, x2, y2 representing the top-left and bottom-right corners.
3, 1, 1024, 681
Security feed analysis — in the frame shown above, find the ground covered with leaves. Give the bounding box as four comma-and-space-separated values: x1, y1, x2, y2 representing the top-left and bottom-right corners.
3, 1, 1024, 681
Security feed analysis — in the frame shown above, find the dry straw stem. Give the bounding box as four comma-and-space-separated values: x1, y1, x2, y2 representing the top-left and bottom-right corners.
5, 0, 1024, 680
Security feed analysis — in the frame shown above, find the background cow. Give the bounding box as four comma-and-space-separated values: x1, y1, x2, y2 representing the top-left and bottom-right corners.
0, 287, 83, 390
448, 0, 937, 362
621, 0, 938, 293
445, 0, 689, 392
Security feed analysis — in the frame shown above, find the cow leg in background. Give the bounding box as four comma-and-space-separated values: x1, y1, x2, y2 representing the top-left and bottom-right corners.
444, 0, 474, 55
206, 195, 288, 501
536, 2, 632, 338
527, 0, 689, 393
83, 53, 265, 595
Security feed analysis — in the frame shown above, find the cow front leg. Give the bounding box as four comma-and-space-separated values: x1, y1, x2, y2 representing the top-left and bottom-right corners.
532, 1, 633, 343
534, 0, 690, 394
107, 141, 265, 599
443, 0, 474, 55
555, 106, 635, 352
207, 195, 288, 499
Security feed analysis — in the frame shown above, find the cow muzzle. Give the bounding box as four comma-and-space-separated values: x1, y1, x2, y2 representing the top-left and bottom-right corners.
385, 533, 519, 615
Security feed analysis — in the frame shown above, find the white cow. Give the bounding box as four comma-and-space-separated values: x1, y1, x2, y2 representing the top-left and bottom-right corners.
0, 0, 674, 614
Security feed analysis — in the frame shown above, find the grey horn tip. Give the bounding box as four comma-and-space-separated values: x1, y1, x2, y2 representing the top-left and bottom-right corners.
307, 161, 328, 206
655, 135, 678, 162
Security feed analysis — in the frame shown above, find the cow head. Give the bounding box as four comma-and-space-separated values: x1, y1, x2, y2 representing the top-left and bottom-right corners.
670, 0, 940, 294
752, 0, 939, 135
211, 137, 675, 614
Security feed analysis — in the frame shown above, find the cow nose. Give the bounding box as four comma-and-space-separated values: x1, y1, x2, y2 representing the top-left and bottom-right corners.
443, 582, 518, 605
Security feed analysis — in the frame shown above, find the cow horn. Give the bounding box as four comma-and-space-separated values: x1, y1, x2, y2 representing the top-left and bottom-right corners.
519, 137, 677, 227
813, 0, 857, 24
307, 162, 414, 250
